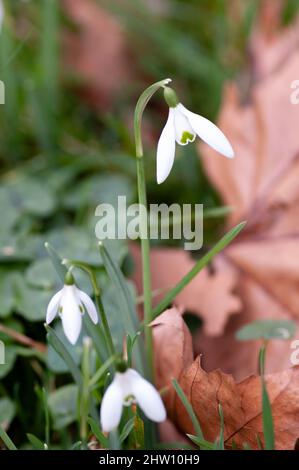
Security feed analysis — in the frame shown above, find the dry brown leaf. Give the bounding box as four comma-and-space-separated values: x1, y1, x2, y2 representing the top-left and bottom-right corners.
173, 357, 299, 450
197, 19, 299, 377
62, 0, 134, 108
151, 307, 193, 410
131, 244, 241, 337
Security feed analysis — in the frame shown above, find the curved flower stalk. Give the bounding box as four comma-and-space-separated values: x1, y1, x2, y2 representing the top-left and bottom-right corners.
46, 272, 98, 345
157, 86, 234, 184
100, 365, 166, 433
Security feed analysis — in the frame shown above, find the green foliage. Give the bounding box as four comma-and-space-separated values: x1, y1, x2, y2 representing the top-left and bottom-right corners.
236, 319, 296, 341
48, 384, 79, 430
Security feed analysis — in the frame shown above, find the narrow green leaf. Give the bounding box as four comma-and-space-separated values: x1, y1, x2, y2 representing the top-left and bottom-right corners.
108, 429, 120, 450
259, 346, 275, 450
187, 434, 215, 450
45, 242, 66, 283
172, 378, 204, 440
236, 319, 296, 342
127, 332, 141, 368
0, 425, 17, 450
153, 222, 246, 317
216, 404, 225, 450
27, 433, 45, 450
83, 314, 107, 363
120, 417, 135, 443
89, 355, 116, 388
99, 242, 144, 373
259, 346, 266, 377
45, 324, 82, 387
99, 242, 138, 333
261, 383, 275, 450
87, 417, 108, 448
203, 206, 232, 219
256, 433, 263, 450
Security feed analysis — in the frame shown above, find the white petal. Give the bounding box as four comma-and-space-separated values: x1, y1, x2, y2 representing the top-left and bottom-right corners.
156, 108, 176, 184
173, 107, 196, 146
77, 289, 98, 324
179, 103, 234, 158
129, 369, 166, 423
46, 289, 63, 324
60, 286, 82, 345
100, 378, 123, 433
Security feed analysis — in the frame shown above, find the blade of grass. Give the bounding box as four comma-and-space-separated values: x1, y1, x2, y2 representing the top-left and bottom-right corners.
87, 417, 108, 448
45, 324, 83, 387
45, 242, 67, 283
187, 435, 215, 450
0, 425, 17, 450
83, 314, 108, 363
45, 325, 99, 422
215, 404, 225, 450
259, 345, 275, 450
27, 433, 46, 450
153, 222, 246, 317
172, 378, 204, 440
89, 355, 116, 388
120, 417, 135, 443
99, 242, 145, 374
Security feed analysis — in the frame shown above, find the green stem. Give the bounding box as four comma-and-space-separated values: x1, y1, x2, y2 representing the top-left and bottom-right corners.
134, 79, 171, 378
80, 337, 91, 445
136, 157, 153, 378
88, 269, 116, 358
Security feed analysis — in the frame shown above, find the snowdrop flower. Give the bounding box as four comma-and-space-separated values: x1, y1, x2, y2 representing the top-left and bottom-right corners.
46, 272, 98, 345
100, 364, 166, 432
156, 86, 234, 184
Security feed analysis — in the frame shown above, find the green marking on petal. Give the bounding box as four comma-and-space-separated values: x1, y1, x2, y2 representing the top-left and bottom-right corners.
123, 394, 135, 406
180, 131, 195, 144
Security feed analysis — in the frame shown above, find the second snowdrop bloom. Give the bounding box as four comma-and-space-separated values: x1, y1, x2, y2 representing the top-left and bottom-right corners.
46, 272, 98, 345
100, 366, 166, 432
157, 87, 235, 184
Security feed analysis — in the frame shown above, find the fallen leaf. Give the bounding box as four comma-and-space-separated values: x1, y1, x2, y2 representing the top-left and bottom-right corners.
173, 357, 299, 450
151, 307, 193, 410
197, 23, 299, 377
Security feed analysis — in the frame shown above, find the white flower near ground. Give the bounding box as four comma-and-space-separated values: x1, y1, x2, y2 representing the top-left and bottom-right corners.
156, 88, 234, 184
46, 283, 98, 345
100, 368, 166, 432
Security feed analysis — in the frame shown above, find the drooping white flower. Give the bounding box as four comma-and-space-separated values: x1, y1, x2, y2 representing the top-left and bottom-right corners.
156, 87, 234, 184
46, 274, 98, 345
100, 367, 166, 432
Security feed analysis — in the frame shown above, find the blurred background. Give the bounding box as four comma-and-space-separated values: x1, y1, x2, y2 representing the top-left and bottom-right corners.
1, 0, 299, 448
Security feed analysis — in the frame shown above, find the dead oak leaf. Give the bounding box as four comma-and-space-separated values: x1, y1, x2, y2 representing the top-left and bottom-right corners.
196, 39, 299, 377
173, 357, 299, 450
151, 307, 193, 410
